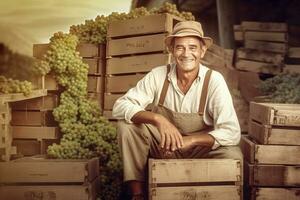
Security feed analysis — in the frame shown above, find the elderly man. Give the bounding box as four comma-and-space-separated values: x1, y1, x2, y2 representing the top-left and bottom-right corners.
113, 21, 242, 200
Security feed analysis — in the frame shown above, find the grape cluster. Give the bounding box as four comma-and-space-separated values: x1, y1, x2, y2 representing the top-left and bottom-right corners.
151, 2, 195, 21
44, 33, 122, 200
69, 2, 195, 44
0, 75, 33, 96
258, 73, 300, 103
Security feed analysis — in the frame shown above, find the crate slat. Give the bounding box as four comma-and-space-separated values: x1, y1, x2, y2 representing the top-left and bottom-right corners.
241, 21, 288, 32
248, 120, 300, 145
12, 126, 60, 140
0, 178, 99, 200
106, 53, 170, 75
105, 74, 145, 93
149, 159, 241, 184
246, 162, 300, 186
0, 156, 99, 183
250, 187, 300, 200
244, 31, 287, 42
107, 33, 168, 57
236, 48, 284, 65
10, 94, 58, 111
11, 111, 56, 126
235, 59, 282, 74
241, 136, 300, 165
33, 43, 103, 59
149, 185, 241, 200
245, 40, 287, 54
107, 13, 182, 38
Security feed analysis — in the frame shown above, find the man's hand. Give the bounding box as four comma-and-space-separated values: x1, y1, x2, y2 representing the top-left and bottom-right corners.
155, 115, 183, 151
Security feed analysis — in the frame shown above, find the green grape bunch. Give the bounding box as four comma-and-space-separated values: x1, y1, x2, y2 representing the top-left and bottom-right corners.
70, 2, 195, 44
0, 75, 33, 96
44, 32, 122, 200
258, 73, 300, 103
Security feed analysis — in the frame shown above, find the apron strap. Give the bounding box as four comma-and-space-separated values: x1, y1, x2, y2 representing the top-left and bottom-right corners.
158, 64, 171, 106
198, 69, 213, 115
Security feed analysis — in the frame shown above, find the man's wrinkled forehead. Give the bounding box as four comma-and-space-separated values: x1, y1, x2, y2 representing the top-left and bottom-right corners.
171, 36, 205, 47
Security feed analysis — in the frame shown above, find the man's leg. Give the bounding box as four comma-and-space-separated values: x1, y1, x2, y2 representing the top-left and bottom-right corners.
117, 121, 163, 198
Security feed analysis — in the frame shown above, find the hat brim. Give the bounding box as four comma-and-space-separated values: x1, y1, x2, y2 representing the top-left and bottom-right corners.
165, 33, 213, 52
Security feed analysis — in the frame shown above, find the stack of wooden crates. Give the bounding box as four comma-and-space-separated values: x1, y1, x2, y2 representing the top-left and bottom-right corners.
0, 89, 47, 161
241, 102, 300, 200
0, 156, 99, 200
103, 13, 182, 122
234, 21, 288, 104
234, 21, 287, 75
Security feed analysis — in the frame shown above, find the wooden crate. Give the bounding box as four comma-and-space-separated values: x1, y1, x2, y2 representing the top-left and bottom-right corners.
150, 185, 241, 200
87, 75, 103, 93
244, 31, 288, 43
0, 156, 99, 183
107, 33, 168, 57
12, 138, 60, 156
235, 59, 282, 74
106, 53, 170, 75
283, 64, 300, 74
12, 139, 41, 156
33, 43, 105, 59
241, 21, 288, 32
240, 135, 300, 165
0, 179, 98, 200
12, 126, 60, 140
0, 90, 47, 161
250, 187, 300, 200
11, 111, 56, 126
104, 93, 123, 110
245, 162, 300, 187
107, 13, 182, 38
10, 94, 58, 111
234, 25, 244, 42
83, 58, 105, 75
288, 47, 300, 58
244, 40, 287, 54
248, 120, 300, 145
103, 110, 117, 120
148, 159, 242, 200
236, 48, 284, 65
249, 102, 300, 127
105, 73, 145, 93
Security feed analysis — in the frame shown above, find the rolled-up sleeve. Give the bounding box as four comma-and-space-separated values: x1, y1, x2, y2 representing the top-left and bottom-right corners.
112, 70, 157, 123
206, 72, 241, 147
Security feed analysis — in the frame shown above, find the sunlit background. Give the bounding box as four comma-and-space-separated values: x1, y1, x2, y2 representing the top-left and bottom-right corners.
0, 0, 131, 55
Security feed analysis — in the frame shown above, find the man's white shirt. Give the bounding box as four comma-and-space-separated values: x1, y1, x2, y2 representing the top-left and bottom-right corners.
112, 64, 241, 149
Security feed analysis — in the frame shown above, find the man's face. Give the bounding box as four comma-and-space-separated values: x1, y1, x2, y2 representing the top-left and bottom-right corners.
172, 36, 206, 72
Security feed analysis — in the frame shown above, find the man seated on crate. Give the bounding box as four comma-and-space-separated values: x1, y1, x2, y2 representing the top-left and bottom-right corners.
112, 21, 242, 200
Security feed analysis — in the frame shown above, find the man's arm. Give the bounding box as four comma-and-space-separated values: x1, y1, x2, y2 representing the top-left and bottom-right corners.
132, 111, 183, 151
206, 71, 241, 147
